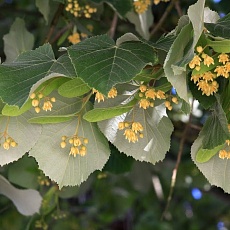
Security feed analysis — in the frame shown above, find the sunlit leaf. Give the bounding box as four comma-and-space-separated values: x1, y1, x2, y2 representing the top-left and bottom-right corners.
98, 104, 173, 164
191, 135, 230, 193
29, 103, 110, 188
0, 111, 42, 166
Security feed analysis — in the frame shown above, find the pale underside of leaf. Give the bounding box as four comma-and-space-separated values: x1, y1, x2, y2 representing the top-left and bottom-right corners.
29, 104, 110, 188
0, 112, 42, 166
0, 175, 42, 216
98, 104, 173, 164
191, 135, 230, 194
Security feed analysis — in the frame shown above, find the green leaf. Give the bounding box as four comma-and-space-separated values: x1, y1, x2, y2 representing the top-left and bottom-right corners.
2, 100, 32, 116
67, 34, 157, 95
150, 34, 176, 52
164, 23, 193, 103
29, 103, 110, 188
0, 44, 55, 107
83, 97, 137, 122
29, 116, 73, 124
91, 0, 132, 17
58, 78, 91, 98
98, 104, 173, 164
40, 186, 58, 215
28, 91, 83, 124
196, 144, 224, 163
36, 0, 50, 24
0, 175, 42, 216
205, 13, 230, 39
187, 0, 205, 46
0, 111, 42, 166
201, 97, 230, 149
207, 39, 230, 53
204, 7, 220, 23
126, 7, 153, 40
3, 18, 34, 63
8, 154, 40, 189
191, 135, 230, 193
189, 79, 216, 110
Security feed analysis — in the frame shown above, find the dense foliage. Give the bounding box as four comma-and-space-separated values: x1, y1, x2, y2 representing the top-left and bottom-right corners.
1, 0, 230, 229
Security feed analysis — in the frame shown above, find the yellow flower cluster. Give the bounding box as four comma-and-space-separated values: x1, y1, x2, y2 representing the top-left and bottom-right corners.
118, 121, 144, 143
189, 47, 230, 96
65, 0, 97, 18
153, 0, 170, 5
0, 136, 17, 150
138, 84, 178, 110
93, 87, 118, 103
133, 0, 151, 14
68, 32, 88, 44
60, 135, 89, 157
30, 92, 56, 113
37, 174, 50, 186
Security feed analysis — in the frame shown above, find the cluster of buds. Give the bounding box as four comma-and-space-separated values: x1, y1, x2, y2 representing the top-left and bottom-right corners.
133, 0, 151, 14
164, 96, 178, 111
0, 135, 17, 150
189, 46, 230, 96
30, 92, 56, 113
118, 121, 144, 143
60, 135, 89, 157
65, 0, 97, 18
93, 87, 118, 103
37, 173, 50, 186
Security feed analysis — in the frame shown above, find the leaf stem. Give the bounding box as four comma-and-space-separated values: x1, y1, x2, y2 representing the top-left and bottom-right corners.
150, 0, 181, 37
108, 13, 118, 39
44, 3, 65, 43
161, 100, 194, 220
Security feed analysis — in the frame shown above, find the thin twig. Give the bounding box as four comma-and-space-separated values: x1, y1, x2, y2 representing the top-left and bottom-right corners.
44, 3, 65, 43
161, 101, 194, 220
174, 0, 183, 17
108, 13, 118, 38
150, 0, 180, 37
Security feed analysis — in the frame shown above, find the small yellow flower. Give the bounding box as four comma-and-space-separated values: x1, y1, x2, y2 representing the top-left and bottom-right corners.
171, 97, 178, 104
202, 71, 216, 82
42, 101, 53, 111
68, 32, 80, 44
108, 87, 117, 98
139, 84, 147, 92
219, 149, 227, 159
118, 122, 126, 130
203, 55, 214, 67
131, 122, 144, 133
218, 53, 229, 64
189, 55, 201, 69
123, 129, 138, 143
226, 140, 230, 146
145, 88, 157, 99
196, 46, 203, 53
156, 90, 166, 99
191, 74, 202, 83
139, 99, 150, 109
93, 89, 105, 103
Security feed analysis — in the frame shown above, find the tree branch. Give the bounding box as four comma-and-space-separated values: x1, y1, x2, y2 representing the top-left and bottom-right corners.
44, 3, 65, 43
161, 101, 194, 220
150, 0, 182, 37
108, 13, 118, 39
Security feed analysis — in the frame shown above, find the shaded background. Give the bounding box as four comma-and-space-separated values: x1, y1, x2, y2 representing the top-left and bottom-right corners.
0, 0, 230, 229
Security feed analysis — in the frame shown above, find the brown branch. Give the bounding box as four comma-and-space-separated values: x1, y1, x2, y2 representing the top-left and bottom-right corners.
174, 0, 183, 17
108, 13, 118, 39
150, 0, 182, 37
161, 101, 194, 220
44, 3, 65, 43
